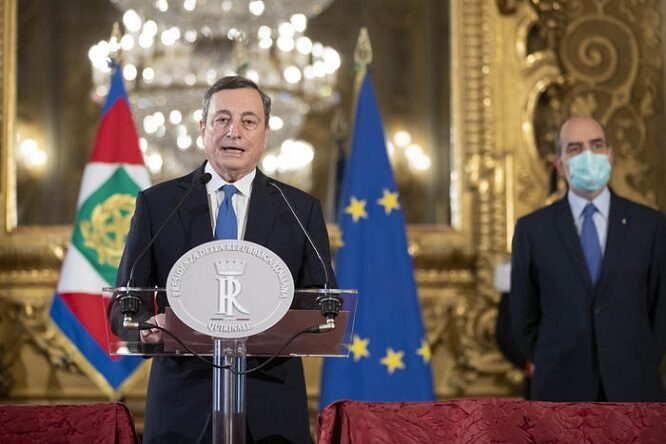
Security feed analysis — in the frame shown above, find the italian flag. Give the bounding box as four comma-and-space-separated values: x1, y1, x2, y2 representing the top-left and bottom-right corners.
50, 63, 150, 395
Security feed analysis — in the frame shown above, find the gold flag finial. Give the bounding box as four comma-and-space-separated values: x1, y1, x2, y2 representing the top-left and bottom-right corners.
109, 22, 123, 64
353, 27, 373, 72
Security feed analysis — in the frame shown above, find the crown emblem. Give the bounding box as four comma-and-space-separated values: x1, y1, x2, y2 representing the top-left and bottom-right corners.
214, 259, 247, 276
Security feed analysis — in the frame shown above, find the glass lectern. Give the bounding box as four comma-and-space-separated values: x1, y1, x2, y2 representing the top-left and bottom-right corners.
102, 287, 357, 444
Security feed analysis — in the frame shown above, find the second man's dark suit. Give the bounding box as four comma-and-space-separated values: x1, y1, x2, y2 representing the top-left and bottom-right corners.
114, 163, 335, 443
510, 191, 666, 401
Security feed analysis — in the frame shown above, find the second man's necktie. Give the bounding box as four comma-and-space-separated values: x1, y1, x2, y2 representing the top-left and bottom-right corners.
581, 203, 602, 284
215, 184, 238, 240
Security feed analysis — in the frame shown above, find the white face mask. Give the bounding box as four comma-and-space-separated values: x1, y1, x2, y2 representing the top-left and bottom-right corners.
566, 150, 611, 192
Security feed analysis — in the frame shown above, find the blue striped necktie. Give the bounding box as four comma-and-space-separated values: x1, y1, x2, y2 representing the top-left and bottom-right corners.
215, 185, 238, 240
581, 203, 602, 284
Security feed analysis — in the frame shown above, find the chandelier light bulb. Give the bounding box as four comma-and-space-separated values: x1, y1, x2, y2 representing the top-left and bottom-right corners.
261, 153, 279, 174
143, 116, 158, 134
146, 153, 164, 174
184, 73, 197, 85
269, 116, 284, 130
183, 0, 197, 12
394, 130, 412, 148
138, 32, 154, 49
311, 42, 324, 57
277, 35, 295, 52
120, 34, 135, 51
295, 36, 312, 55
143, 20, 158, 36
249, 1, 265, 16
177, 134, 193, 150
283, 66, 302, 84
184, 30, 197, 43
122, 9, 142, 32
312, 61, 326, 78
246, 69, 260, 82
278, 22, 295, 38
290, 14, 307, 32
123, 64, 138, 81
257, 26, 272, 40
95, 85, 108, 97
323, 47, 341, 73
142, 67, 155, 82
155, 0, 168, 13
258, 37, 273, 49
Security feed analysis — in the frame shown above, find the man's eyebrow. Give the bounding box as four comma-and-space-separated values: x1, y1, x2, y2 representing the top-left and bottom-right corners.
589, 137, 605, 144
240, 111, 260, 119
211, 110, 260, 118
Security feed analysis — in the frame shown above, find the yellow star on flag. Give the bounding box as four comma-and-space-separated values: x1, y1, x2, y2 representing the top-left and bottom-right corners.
345, 196, 368, 223
380, 347, 406, 374
347, 335, 370, 362
416, 339, 432, 364
377, 188, 400, 215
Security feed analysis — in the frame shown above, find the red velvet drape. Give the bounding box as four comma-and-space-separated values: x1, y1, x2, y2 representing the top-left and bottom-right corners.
0, 403, 140, 444
318, 398, 666, 443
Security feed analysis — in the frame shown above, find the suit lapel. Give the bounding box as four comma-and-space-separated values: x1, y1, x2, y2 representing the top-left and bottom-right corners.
175, 163, 213, 249
595, 193, 628, 299
244, 169, 280, 244
553, 197, 594, 291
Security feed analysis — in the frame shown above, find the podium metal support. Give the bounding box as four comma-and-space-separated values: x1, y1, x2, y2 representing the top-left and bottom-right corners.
213, 338, 247, 444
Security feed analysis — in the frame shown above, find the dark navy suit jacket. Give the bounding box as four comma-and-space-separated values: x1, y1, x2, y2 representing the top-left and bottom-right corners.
510, 191, 666, 401
113, 163, 335, 443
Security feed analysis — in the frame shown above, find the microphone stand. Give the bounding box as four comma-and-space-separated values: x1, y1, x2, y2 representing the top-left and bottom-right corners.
119, 172, 212, 330
268, 180, 341, 331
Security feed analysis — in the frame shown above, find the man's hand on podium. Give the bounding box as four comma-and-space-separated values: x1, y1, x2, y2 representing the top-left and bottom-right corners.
140, 313, 166, 343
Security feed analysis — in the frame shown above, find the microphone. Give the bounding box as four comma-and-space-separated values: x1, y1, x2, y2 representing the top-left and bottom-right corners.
120, 172, 212, 330
268, 180, 340, 332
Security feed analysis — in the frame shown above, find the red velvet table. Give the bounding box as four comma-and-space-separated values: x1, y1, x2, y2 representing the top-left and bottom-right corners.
318, 398, 666, 443
0, 403, 139, 444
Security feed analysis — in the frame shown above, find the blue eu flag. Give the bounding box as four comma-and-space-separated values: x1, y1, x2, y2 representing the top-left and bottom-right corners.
319, 73, 434, 408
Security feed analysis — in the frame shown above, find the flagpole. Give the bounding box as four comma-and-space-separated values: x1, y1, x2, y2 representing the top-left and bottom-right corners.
351, 27, 373, 123
108, 22, 123, 66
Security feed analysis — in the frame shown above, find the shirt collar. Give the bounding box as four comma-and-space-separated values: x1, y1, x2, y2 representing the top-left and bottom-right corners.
205, 162, 256, 197
567, 186, 610, 219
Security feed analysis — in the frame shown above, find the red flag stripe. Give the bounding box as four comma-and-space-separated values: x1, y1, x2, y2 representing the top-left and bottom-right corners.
58, 292, 121, 361
89, 98, 144, 164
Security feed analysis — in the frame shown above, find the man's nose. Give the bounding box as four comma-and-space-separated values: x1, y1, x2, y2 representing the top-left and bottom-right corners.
226, 121, 240, 138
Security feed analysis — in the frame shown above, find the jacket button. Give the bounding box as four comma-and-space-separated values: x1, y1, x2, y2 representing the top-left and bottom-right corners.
594, 307, 601, 315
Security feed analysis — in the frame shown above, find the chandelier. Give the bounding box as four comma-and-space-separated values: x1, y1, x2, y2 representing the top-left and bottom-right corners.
89, 0, 340, 191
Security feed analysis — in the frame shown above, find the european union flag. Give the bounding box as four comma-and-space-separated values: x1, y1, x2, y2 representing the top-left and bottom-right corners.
319, 72, 434, 408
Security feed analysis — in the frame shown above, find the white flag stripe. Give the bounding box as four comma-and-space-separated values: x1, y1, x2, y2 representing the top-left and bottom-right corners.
124, 164, 151, 190
76, 163, 150, 207
76, 164, 117, 207
57, 245, 109, 294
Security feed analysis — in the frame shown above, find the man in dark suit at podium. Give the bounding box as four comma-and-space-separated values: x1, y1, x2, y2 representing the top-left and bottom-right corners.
113, 76, 335, 443
510, 116, 666, 402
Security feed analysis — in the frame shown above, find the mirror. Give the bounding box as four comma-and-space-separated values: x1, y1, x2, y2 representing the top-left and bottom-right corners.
11, 0, 451, 227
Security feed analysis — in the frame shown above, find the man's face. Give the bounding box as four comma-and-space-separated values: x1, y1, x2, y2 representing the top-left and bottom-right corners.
200, 88, 268, 182
555, 116, 613, 180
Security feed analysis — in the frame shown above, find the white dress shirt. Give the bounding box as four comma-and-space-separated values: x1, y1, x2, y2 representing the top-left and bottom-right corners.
567, 186, 610, 253
204, 162, 255, 240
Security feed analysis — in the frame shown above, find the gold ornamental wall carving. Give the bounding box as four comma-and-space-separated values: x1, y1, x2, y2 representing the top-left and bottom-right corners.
0, 0, 665, 430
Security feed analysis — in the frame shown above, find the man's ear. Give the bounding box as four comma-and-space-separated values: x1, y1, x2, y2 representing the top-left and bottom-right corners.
607, 147, 614, 165
554, 156, 567, 178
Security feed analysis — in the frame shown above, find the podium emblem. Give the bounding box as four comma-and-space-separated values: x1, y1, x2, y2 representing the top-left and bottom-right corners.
166, 240, 294, 338
214, 259, 249, 316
